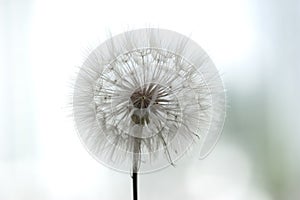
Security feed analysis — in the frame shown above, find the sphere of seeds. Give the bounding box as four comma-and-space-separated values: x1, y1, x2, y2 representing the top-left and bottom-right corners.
73, 28, 226, 173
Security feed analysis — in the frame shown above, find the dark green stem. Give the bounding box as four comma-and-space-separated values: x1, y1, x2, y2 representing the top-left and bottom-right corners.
132, 172, 138, 200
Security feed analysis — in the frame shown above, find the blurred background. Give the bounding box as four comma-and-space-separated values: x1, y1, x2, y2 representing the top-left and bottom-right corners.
1, 0, 300, 199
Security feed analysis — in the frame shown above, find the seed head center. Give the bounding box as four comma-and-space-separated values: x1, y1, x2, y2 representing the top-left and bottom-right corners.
130, 85, 155, 109
130, 83, 161, 125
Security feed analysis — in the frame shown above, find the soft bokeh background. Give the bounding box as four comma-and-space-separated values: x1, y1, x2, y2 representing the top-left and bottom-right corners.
1, 0, 300, 199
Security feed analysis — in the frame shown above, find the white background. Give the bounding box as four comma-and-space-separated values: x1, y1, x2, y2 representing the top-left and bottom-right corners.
1, 0, 300, 199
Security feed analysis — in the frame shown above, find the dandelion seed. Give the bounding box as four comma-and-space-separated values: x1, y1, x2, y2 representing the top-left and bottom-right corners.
72, 28, 226, 200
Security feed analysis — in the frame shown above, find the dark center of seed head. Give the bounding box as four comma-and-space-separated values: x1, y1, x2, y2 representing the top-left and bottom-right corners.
130, 84, 156, 109
130, 84, 158, 125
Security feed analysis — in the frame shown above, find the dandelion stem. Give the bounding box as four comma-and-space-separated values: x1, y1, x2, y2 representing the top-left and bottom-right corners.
132, 138, 140, 200
132, 172, 138, 200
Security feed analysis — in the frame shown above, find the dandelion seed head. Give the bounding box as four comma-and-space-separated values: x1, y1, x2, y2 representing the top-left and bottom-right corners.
73, 28, 226, 173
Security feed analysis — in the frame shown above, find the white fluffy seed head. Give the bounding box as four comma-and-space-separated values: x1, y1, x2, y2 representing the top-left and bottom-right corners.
72, 28, 226, 174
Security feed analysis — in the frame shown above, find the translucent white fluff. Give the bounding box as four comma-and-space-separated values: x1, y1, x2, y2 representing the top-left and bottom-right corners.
73, 28, 226, 174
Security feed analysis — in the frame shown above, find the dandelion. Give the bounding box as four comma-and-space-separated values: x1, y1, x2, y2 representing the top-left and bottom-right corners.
72, 28, 226, 200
